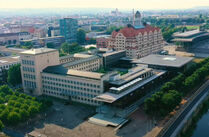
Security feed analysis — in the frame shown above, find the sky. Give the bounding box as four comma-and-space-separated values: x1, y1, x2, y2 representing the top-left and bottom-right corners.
1, 0, 209, 10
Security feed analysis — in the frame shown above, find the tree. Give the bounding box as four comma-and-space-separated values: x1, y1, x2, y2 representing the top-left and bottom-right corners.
19, 109, 29, 121
160, 82, 176, 93
0, 85, 13, 95
7, 112, 21, 125
7, 64, 22, 86
87, 38, 96, 44
77, 29, 86, 45
60, 42, 70, 53
0, 120, 4, 131
0, 69, 8, 84
46, 42, 55, 48
0, 109, 9, 123
161, 90, 182, 115
28, 106, 38, 116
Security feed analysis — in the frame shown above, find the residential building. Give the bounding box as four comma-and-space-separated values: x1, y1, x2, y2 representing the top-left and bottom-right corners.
60, 18, 78, 43
108, 11, 164, 59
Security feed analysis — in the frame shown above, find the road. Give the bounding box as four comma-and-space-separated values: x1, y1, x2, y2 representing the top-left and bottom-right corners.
161, 83, 209, 137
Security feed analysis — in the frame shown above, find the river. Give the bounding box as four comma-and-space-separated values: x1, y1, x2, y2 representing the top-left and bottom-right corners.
192, 110, 209, 137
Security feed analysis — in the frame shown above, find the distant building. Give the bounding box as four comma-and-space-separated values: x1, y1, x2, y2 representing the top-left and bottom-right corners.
172, 29, 209, 47
0, 33, 19, 45
60, 18, 78, 43
96, 35, 111, 48
20, 36, 65, 47
48, 26, 60, 37
108, 11, 164, 59
0, 56, 20, 82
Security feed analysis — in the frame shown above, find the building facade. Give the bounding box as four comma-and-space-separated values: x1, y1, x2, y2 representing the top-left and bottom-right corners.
60, 18, 78, 43
108, 11, 164, 59
20, 48, 60, 95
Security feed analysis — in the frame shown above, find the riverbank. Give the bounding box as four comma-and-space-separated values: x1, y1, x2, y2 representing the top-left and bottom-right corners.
178, 94, 209, 137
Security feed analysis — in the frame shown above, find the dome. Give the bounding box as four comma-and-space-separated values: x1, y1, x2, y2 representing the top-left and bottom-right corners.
135, 11, 141, 18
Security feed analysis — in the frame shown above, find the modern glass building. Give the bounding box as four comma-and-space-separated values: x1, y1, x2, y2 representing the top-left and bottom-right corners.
59, 18, 78, 43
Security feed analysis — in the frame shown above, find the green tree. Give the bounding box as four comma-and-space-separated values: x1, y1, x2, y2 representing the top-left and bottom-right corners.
46, 42, 55, 48
7, 111, 21, 125
7, 64, 22, 86
28, 106, 38, 116
77, 29, 86, 45
161, 90, 182, 115
0, 85, 13, 95
19, 109, 29, 121
0, 109, 9, 123
0, 120, 4, 131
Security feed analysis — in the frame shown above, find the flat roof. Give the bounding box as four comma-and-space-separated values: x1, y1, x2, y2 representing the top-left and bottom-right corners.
94, 70, 166, 103
0, 56, 20, 66
63, 55, 100, 67
73, 53, 93, 58
173, 30, 202, 37
110, 66, 152, 85
43, 65, 104, 80
20, 48, 57, 55
102, 50, 125, 57
133, 54, 193, 68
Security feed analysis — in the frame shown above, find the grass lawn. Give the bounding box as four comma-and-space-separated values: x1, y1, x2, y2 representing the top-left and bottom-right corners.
186, 25, 199, 30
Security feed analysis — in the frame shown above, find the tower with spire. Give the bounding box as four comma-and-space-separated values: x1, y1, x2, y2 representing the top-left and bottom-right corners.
133, 10, 143, 29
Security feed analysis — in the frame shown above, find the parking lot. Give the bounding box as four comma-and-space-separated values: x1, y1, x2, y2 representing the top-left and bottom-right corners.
17, 101, 119, 137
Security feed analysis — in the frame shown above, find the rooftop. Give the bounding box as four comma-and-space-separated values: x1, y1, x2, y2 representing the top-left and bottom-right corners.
94, 70, 166, 103
109, 66, 152, 85
112, 24, 160, 38
20, 48, 57, 55
102, 50, 126, 57
43, 65, 104, 80
133, 54, 194, 68
0, 56, 20, 66
173, 30, 201, 37
63, 55, 100, 67
73, 53, 93, 58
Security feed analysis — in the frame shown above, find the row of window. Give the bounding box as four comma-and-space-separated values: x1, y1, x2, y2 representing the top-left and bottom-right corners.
22, 60, 34, 65
43, 89, 100, 105
0, 63, 19, 70
42, 77, 100, 88
42, 85, 100, 94
43, 89, 97, 98
24, 80, 36, 88
23, 74, 36, 80
22, 66, 35, 72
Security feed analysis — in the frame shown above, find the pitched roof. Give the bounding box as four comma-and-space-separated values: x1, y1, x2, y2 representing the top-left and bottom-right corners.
112, 25, 160, 38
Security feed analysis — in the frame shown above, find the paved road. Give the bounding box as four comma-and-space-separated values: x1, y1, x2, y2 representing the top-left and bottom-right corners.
161, 84, 209, 137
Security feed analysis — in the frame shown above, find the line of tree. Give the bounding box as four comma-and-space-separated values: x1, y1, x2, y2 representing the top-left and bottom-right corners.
0, 85, 52, 129
144, 57, 209, 117
59, 42, 86, 56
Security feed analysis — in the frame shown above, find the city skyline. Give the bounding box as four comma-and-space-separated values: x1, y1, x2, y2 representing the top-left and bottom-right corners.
1, 0, 209, 10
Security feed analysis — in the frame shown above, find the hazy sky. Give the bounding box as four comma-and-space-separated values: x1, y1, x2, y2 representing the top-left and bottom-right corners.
1, 0, 209, 10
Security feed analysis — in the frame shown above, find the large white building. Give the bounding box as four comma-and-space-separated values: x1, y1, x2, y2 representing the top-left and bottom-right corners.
20, 48, 166, 106
108, 11, 164, 59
